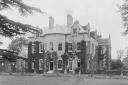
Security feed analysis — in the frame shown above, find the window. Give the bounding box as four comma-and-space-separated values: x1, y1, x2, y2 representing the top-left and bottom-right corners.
50, 42, 53, 50
68, 43, 72, 51
69, 60, 72, 71
77, 59, 80, 68
73, 28, 77, 35
44, 43, 47, 51
39, 59, 43, 70
32, 62, 34, 69
49, 59, 54, 70
77, 42, 80, 50
32, 42, 36, 53
58, 60, 62, 69
58, 43, 62, 51
39, 43, 44, 53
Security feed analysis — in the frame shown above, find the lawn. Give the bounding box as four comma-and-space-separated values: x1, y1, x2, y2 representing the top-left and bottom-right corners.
0, 75, 128, 85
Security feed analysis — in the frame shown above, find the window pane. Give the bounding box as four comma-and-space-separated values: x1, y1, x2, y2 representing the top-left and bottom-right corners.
77, 42, 80, 50
32, 43, 36, 53
39, 43, 44, 53
73, 29, 77, 34
68, 43, 72, 51
50, 42, 53, 50
58, 60, 62, 68
58, 43, 62, 51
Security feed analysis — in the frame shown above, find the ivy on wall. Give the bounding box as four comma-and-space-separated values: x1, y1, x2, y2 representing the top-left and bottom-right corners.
44, 51, 51, 72
52, 51, 58, 73
80, 40, 86, 74
61, 52, 69, 72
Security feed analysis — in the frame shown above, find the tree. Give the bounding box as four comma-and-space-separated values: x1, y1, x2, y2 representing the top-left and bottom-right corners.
117, 49, 124, 60
122, 57, 128, 69
8, 37, 27, 54
0, 0, 46, 37
111, 59, 123, 70
119, 0, 128, 35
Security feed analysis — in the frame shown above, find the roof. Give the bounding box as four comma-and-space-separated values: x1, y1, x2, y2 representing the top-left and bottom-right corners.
40, 23, 89, 37
98, 38, 111, 46
90, 31, 97, 39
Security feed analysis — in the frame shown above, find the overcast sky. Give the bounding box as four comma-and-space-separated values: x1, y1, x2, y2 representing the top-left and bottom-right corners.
0, 0, 127, 59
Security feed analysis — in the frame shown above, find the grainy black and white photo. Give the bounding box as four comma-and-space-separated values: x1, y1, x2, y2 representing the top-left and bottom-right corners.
0, 0, 128, 85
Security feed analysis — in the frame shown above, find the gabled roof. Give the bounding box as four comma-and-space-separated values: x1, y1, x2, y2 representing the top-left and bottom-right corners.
98, 38, 111, 46
40, 22, 89, 37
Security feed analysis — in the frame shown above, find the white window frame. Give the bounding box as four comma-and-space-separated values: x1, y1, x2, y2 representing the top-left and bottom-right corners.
58, 59, 63, 70
68, 43, 72, 52
39, 43, 44, 53
77, 42, 81, 51
49, 59, 54, 71
32, 62, 34, 70
50, 42, 54, 51
39, 59, 43, 70
32, 42, 36, 53
58, 42, 62, 51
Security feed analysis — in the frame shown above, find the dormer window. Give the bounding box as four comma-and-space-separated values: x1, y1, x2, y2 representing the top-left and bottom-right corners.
73, 28, 77, 35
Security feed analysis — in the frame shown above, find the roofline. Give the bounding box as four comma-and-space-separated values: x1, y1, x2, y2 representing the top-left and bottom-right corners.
39, 32, 88, 37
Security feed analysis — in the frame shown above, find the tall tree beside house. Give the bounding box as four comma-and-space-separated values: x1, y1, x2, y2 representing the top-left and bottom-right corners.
80, 40, 86, 74
44, 51, 51, 72
51, 51, 58, 73
7, 37, 27, 74
0, 0, 46, 37
119, 0, 128, 35
122, 57, 128, 69
61, 53, 69, 73
8, 37, 27, 54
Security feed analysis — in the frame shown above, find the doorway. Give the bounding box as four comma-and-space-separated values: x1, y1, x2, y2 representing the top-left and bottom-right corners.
50, 59, 53, 70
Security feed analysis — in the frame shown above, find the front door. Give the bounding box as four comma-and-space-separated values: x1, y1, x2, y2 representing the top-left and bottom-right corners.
50, 59, 53, 70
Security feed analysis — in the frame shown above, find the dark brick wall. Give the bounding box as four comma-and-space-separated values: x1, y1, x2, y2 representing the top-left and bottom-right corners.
28, 41, 44, 73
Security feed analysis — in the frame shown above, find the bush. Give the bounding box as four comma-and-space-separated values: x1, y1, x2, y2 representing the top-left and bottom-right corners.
75, 67, 80, 74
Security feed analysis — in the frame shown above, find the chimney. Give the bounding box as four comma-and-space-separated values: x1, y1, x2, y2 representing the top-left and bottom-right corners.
49, 16, 54, 29
67, 14, 73, 27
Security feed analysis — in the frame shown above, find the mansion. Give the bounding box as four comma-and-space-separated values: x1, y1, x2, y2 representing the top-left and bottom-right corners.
27, 14, 111, 74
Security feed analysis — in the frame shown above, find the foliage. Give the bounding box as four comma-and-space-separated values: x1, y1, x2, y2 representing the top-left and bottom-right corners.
122, 57, 128, 69
2, 50, 17, 62
117, 49, 124, 60
119, 0, 128, 35
8, 37, 27, 53
61, 52, 69, 72
80, 40, 86, 74
44, 51, 51, 72
52, 51, 58, 73
0, 0, 46, 37
111, 59, 123, 70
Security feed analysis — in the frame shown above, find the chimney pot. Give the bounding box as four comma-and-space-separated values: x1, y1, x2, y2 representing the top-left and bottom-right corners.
67, 14, 73, 27
49, 16, 54, 29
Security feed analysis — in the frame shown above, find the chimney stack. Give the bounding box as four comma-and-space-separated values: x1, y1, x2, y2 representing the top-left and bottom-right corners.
49, 16, 54, 29
67, 14, 73, 27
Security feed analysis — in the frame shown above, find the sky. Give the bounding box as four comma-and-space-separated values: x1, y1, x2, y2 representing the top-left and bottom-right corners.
0, 0, 127, 59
